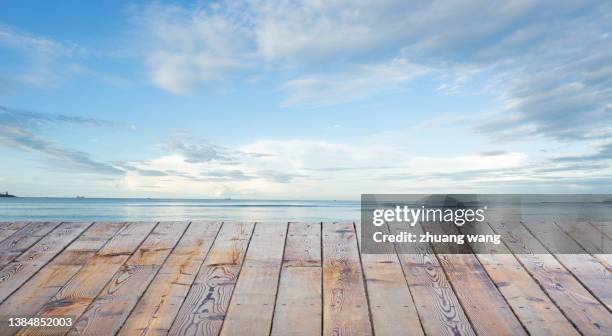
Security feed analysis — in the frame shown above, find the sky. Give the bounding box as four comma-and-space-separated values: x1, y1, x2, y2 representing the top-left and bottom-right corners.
1, 0, 612, 199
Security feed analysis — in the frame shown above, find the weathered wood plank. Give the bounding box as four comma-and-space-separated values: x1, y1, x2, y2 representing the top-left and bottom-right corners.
0, 222, 30, 243
322, 221, 372, 336
271, 267, 322, 336
168, 222, 255, 336
363, 253, 424, 336
0, 218, 605, 336
522, 221, 612, 310
459, 223, 579, 335
423, 221, 526, 336
490, 220, 612, 335
554, 220, 612, 270
0, 222, 62, 267
119, 221, 222, 336
555, 221, 612, 253
64, 222, 126, 252
283, 222, 321, 267
355, 222, 424, 336
590, 221, 612, 240
18, 221, 159, 336
0, 222, 93, 303
271, 222, 322, 336
219, 223, 287, 336
68, 221, 191, 336
390, 222, 475, 336
0, 222, 125, 327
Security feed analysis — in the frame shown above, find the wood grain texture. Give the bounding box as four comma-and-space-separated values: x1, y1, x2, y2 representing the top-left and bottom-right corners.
0, 222, 125, 325
459, 223, 579, 336
272, 221, 322, 336
18, 221, 159, 336
0, 222, 30, 244
219, 222, 288, 336
355, 222, 423, 336
554, 220, 612, 270
168, 222, 255, 336
0, 222, 62, 267
490, 220, 612, 335
423, 221, 526, 336
68, 221, 191, 336
522, 221, 612, 310
390, 222, 475, 336
271, 267, 322, 336
322, 222, 372, 336
0, 222, 123, 336
555, 221, 612, 254
65, 222, 125, 252
0, 222, 93, 303
283, 222, 321, 267
119, 221, 222, 336
0, 220, 607, 336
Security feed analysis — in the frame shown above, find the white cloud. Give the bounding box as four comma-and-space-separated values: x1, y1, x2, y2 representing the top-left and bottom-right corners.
133, 2, 255, 94
0, 106, 123, 175
0, 24, 133, 91
0, 24, 83, 89
282, 58, 429, 106
130, 1, 612, 143
117, 137, 535, 198
0, 24, 77, 56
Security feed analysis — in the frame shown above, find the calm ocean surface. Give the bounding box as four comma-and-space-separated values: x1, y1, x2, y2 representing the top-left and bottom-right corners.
0, 198, 360, 222
1, 197, 610, 222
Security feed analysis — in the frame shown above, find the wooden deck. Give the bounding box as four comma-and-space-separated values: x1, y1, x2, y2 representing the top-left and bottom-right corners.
0, 221, 610, 335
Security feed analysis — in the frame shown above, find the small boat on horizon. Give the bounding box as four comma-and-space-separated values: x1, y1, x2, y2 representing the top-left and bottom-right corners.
0, 192, 16, 198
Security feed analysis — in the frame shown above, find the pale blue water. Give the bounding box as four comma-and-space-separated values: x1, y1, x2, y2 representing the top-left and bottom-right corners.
0, 197, 360, 222
1, 197, 610, 223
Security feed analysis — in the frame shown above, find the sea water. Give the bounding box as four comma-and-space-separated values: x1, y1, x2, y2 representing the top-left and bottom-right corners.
0, 197, 360, 222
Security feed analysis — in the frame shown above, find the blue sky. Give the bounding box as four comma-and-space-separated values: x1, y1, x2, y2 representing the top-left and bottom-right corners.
1, 0, 611, 199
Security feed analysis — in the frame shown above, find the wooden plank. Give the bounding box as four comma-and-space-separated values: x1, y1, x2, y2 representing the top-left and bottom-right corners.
64, 222, 126, 252
459, 223, 579, 335
422, 221, 526, 336
322, 221, 372, 336
389, 222, 475, 336
18, 221, 159, 336
271, 222, 322, 336
219, 222, 287, 336
282, 222, 321, 267
0, 222, 125, 323
555, 221, 612, 251
554, 220, 612, 269
0, 222, 93, 303
0, 222, 30, 243
489, 220, 612, 335
118, 221, 222, 336
68, 221, 191, 335
168, 222, 255, 336
590, 221, 612, 239
354, 222, 424, 336
0, 222, 62, 267
522, 221, 612, 310
271, 267, 321, 336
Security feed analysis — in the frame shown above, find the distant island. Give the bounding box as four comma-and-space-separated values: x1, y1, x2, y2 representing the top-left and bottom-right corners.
0, 192, 16, 198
